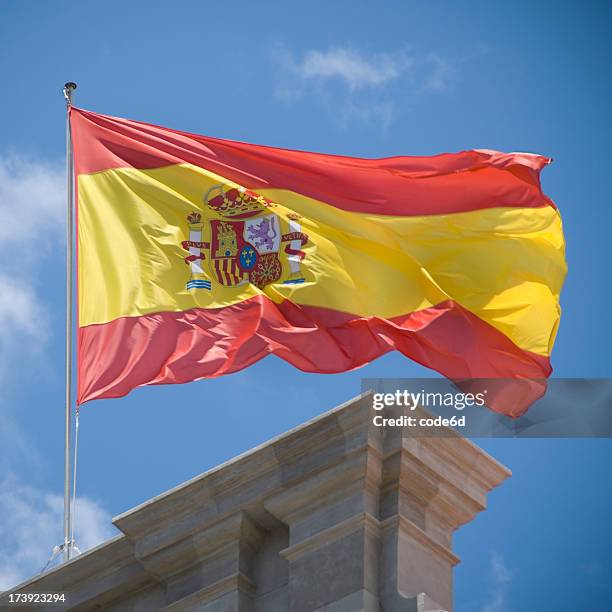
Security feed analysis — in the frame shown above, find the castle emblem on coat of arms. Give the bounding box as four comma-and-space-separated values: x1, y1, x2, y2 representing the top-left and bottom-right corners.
181, 184, 309, 291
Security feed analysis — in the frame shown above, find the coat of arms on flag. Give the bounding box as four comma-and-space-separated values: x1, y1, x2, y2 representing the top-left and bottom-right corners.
181, 184, 310, 291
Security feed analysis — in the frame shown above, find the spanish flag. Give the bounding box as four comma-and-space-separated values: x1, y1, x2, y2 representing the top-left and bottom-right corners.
71, 108, 566, 415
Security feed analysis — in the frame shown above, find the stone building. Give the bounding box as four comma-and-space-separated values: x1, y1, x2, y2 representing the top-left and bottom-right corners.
0, 393, 509, 611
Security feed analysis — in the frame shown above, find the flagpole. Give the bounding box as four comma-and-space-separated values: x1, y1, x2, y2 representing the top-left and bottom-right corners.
62, 81, 77, 563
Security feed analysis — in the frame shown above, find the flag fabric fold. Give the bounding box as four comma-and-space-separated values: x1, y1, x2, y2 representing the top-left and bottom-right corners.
71, 107, 566, 416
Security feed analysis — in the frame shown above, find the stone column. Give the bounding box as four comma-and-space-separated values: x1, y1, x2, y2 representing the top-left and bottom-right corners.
377, 403, 510, 612
262, 397, 510, 612
265, 448, 384, 612
116, 509, 266, 611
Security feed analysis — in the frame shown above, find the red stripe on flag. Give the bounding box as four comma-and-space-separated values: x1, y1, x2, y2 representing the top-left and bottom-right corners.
77, 296, 551, 416
71, 108, 555, 217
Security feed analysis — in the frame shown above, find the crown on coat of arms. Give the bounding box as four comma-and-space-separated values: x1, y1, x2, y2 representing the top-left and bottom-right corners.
187, 211, 202, 224
205, 184, 273, 219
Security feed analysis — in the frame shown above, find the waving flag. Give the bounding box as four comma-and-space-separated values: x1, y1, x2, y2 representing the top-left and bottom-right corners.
71, 108, 566, 414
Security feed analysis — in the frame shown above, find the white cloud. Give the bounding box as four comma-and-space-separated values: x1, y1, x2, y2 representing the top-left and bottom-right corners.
273, 45, 456, 127
0, 272, 51, 405
0, 155, 65, 466
0, 155, 64, 249
0, 274, 44, 341
294, 48, 412, 90
482, 552, 512, 612
0, 155, 64, 358
339, 100, 396, 131
423, 53, 454, 91
0, 474, 116, 591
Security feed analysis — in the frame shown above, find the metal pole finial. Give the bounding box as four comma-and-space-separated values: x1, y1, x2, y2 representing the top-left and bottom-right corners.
63, 82, 77, 106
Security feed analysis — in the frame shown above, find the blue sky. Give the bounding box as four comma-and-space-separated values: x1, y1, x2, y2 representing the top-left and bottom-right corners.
0, 1, 611, 609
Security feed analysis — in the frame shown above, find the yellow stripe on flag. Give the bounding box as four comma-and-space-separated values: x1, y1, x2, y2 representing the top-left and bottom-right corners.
77, 163, 565, 356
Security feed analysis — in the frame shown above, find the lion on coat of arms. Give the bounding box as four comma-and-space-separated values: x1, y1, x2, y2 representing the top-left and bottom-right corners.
181, 184, 309, 291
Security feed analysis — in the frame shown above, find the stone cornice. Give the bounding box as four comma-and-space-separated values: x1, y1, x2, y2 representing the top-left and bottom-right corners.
380, 514, 460, 567
0, 535, 155, 609
263, 449, 372, 522
163, 572, 256, 611
279, 513, 381, 562
134, 510, 265, 581
279, 510, 460, 570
